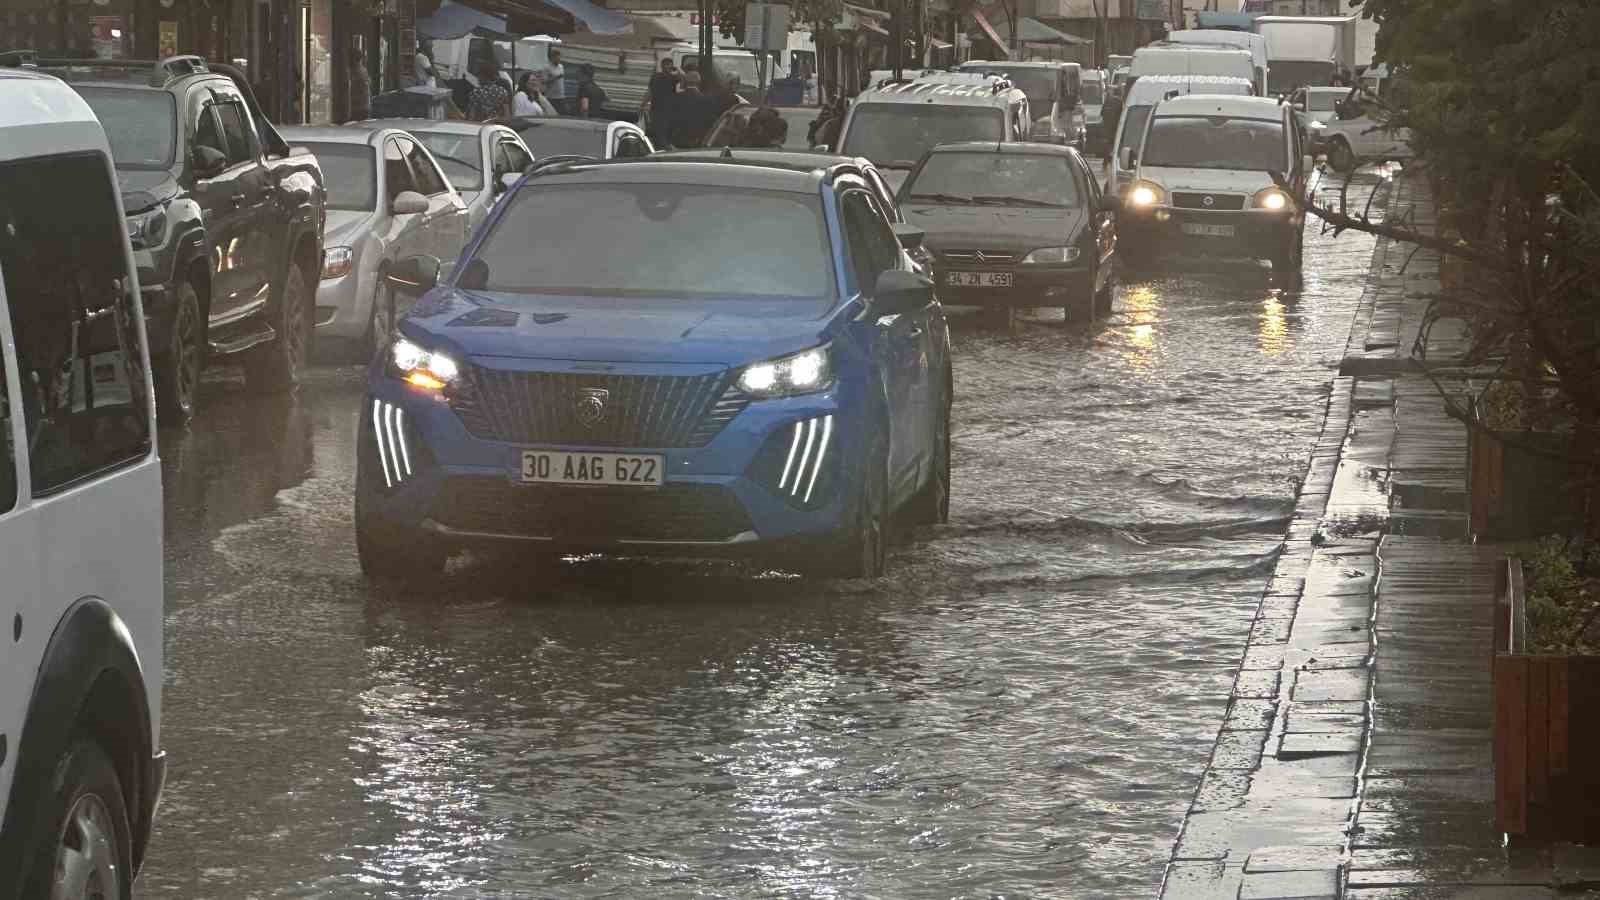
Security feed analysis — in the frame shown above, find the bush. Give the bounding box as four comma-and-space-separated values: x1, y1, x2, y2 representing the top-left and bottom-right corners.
1523, 536, 1600, 655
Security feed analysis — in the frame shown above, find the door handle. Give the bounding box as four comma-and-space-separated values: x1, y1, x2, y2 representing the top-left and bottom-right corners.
230, 191, 247, 207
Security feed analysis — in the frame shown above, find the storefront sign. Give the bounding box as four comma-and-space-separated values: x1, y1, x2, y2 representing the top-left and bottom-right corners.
159, 20, 178, 57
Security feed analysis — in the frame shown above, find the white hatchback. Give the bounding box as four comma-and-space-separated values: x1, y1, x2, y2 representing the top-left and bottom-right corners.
0, 67, 166, 899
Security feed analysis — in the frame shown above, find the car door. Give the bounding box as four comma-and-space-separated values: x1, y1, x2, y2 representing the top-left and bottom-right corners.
398, 135, 469, 263
840, 185, 930, 504
187, 88, 255, 325
209, 84, 275, 322
1078, 156, 1116, 283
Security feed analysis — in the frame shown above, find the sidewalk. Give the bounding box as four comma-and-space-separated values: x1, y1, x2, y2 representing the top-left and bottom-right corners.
1158, 169, 1600, 899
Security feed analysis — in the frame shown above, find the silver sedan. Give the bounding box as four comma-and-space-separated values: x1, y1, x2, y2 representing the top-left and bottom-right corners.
364, 119, 535, 235
282, 125, 469, 357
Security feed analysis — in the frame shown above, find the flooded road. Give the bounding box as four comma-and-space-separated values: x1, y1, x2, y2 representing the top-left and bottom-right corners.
143, 174, 1386, 898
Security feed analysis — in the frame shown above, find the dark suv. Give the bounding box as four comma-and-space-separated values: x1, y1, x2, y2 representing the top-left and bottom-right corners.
32, 55, 326, 422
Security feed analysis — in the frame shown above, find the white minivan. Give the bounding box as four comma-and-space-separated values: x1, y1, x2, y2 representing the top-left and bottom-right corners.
1130, 45, 1255, 88
0, 67, 166, 898
1105, 74, 1255, 199
1159, 30, 1270, 96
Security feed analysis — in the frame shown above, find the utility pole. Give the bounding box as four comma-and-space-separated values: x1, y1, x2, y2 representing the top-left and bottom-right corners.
890, 0, 903, 79
699, 0, 711, 82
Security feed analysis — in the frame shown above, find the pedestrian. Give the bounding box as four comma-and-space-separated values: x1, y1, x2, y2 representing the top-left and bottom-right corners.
468, 60, 510, 121
513, 71, 557, 117
347, 48, 371, 122
668, 71, 721, 147
812, 96, 846, 150
647, 57, 679, 142
1099, 85, 1123, 156
744, 106, 788, 148
542, 49, 567, 113
414, 40, 437, 87
576, 63, 608, 118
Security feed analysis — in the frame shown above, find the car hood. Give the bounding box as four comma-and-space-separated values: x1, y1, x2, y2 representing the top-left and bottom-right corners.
901, 203, 1087, 252
116, 170, 180, 214
402, 289, 837, 367
1138, 166, 1275, 193
325, 209, 378, 247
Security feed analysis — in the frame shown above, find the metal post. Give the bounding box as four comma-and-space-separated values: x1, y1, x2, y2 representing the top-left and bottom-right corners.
698, 0, 711, 82
890, 0, 902, 80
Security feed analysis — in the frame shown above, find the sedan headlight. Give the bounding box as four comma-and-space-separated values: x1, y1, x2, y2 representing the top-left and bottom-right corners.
125, 208, 168, 250
1128, 182, 1165, 207
738, 344, 833, 399
388, 336, 460, 391
1019, 246, 1082, 265
322, 245, 354, 280
1252, 188, 1291, 211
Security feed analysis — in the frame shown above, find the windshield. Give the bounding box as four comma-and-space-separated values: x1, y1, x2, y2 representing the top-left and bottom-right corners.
1118, 105, 1153, 162
300, 143, 375, 211
905, 152, 1079, 208
74, 88, 176, 170
1082, 80, 1104, 104
470, 184, 834, 301
409, 131, 482, 191
1305, 91, 1341, 112
710, 54, 760, 89
841, 106, 1005, 169
964, 66, 1056, 107
520, 125, 605, 158
1142, 116, 1286, 171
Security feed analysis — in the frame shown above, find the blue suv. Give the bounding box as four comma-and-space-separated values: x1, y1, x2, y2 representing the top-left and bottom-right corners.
355, 157, 952, 579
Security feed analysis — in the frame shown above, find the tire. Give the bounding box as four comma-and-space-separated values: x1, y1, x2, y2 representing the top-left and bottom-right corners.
244, 261, 312, 393
1328, 137, 1356, 174
20, 739, 134, 900
365, 280, 397, 363
153, 279, 204, 425
802, 420, 889, 579
906, 390, 951, 526
1094, 263, 1116, 316
354, 424, 446, 581
1271, 227, 1304, 274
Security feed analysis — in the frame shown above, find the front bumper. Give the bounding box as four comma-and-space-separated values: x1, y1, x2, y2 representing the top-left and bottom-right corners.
1118, 205, 1300, 259
934, 263, 1094, 307
358, 373, 863, 556
313, 261, 374, 340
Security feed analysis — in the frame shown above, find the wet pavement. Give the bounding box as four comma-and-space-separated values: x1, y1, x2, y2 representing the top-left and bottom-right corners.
142, 173, 1384, 898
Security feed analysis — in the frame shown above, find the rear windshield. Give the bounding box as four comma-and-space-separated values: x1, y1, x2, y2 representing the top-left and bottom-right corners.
519, 125, 606, 159
904, 151, 1080, 208
74, 87, 176, 170
1082, 80, 1104, 105
964, 66, 1056, 107
408, 130, 482, 191
1142, 115, 1285, 171
299, 143, 375, 211
468, 183, 835, 302
841, 105, 1005, 169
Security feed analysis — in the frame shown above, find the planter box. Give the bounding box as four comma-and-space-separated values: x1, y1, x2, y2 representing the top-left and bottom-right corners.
1492, 557, 1600, 840
1469, 429, 1584, 541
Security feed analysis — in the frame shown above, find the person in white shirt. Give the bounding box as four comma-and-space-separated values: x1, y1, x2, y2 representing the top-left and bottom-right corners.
512, 72, 557, 117
413, 42, 436, 87
542, 49, 566, 109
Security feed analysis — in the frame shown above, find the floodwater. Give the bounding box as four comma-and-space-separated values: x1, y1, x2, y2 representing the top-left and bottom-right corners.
142, 175, 1385, 898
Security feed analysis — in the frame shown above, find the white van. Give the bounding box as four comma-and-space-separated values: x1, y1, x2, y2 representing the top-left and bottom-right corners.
1106, 74, 1254, 198
1160, 30, 1270, 96
1131, 46, 1255, 88
0, 67, 166, 897
959, 59, 1086, 149
1119, 93, 1312, 272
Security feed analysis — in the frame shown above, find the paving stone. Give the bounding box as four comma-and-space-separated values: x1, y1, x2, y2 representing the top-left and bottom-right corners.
1344, 888, 1556, 899
1212, 729, 1268, 770
1175, 798, 1353, 861
1292, 668, 1370, 702
1243, 845, 1345, 873
1224, 698, 1278, 732
1248, 770, 1357, 799
1284, 711, 1364, 734
1161, 860, 1245, 899
1251, 617, 1294, 645
1289, 618, 1370, 647
1291, 700, 1367, 717
1259, 594, 1301, 618
1279, 731, 1364, 759
1234, 668, 1283, 699
1238, 869, 1339, 899
1243, 644, 1288, 671
1194, 772, 1251, 812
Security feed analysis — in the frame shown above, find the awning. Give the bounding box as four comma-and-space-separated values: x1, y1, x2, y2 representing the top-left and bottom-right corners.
928, 37, 953, 50
1016, 17, 1090, 45
970, 9, 1010, 57
542, 0, 629, 35
860, 19, 890, 37
417, 1, 510, 39
837, 2, 891, 32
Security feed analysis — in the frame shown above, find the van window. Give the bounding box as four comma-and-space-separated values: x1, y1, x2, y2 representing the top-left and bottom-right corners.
0, 153, 151, 495
841, 105, 1005, 169
1119, 105, 1154, 157
1142, 116, 1286, 172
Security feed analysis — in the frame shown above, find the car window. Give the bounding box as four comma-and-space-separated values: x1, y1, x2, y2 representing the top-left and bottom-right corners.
503, 139, 533, 173
192, 99, 226, 163
615, 133, 650, 159
299, 142, 376, 211
213, 100, 256, 167
1143, 116, 1286, 171
840, 189, 897, 290
384, 138, 416, 201
491, 142, 513, 177
862, 168, 901, 223
72, 87, 176, 170
841, 105, 1005, 169
400, 137, 450, 196
408, 131, 482, 191
0, 269, 14, 513
905, 151, 1079, 208
0, 152, 151, 495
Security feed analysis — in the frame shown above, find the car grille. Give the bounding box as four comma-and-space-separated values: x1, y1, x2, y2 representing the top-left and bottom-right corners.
1172, 192, 1247, 211
448, 368, 749, 448
938, 248, 1018, 267
431, 478, 754, 542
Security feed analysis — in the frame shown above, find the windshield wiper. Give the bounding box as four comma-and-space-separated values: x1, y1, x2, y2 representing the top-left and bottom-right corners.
908, 192, 973, 204
971, 195, 1066, 208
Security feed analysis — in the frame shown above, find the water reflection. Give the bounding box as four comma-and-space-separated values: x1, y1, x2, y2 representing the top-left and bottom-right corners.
1120, 284, 1163, 372
1259, 292, 1291, 356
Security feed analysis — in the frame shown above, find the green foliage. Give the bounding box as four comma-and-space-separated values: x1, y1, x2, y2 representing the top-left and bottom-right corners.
713, 0, 846, 43
1522, 536, 1600, 655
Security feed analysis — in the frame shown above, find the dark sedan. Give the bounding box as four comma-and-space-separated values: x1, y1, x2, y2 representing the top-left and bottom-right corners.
898, 141, 1117, 324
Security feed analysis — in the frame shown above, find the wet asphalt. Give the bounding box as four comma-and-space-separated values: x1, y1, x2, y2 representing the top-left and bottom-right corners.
140, 171, 1387, 898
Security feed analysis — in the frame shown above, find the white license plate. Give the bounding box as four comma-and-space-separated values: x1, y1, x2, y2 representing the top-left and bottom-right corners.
520, 450, 664, 486
1182, 223, 1236, 237
947, 271, 1013, 288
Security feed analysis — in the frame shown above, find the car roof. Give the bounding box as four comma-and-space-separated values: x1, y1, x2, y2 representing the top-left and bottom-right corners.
657, 148, 867, 171
1124, 74, 1255, 104
928, 140, 1082, 157
27, 56, 225, 91
961, 60, 1078, 70
362, 117, 493, 136
857, 75, 1024, 107
530, 158, 823, 192
0, 67, 98, 128
512, 117, 613, 133
279, 124, 392, 144
1153, 93, 1286, 120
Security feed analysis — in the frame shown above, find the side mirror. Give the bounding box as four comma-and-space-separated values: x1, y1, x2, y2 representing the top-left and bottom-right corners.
892, 223, 925, 252
1119, 146, 1137, 170
497, 171, 520, 193
812, 144, 830, 153
1292, 100, 1307, 112
390, 190, 429, 216
385, 255, 441, 294
192, 145, 227, 178
872, 269, 933, 316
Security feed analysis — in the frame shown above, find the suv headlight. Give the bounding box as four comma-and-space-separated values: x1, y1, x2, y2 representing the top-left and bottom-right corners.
738, 344, 833, 399
125, 208, 168, 250
322, 246, 354, 280
1128, 181, 1165, 208
1252, 188, 1291, 211
1019, 246, 1082, 265
388, 336, 460, 391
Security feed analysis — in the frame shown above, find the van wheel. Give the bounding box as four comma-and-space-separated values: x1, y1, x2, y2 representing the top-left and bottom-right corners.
22, 739, 133, 900
245, 262, 311, 393
154, 280, 204, 424
802, 422, 888, 579
1328, 138, 1357, 174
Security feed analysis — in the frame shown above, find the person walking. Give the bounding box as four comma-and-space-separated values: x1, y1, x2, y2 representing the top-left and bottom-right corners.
647, 57, 679, 142
347, 48, 371, 122
1098, 84, 1123, 158
513, 72, 557, 117
542, 49, 567, 113
468, 60, 510, 120
576, 64, 608, 118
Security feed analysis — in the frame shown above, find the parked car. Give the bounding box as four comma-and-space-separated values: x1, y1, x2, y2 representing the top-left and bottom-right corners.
280, 125, 471, 359
1119, 94, 1311, 272
1293, 86, 1414, 173
38, 55, 326, 423
0, 67, 165, 899
958, 59, 1086, 150
362, 118, 533, 234
1290, 85, 1350, 153
356, 156, 951, 579
1081, 68, 1109, 154
898, 141, 1117, 325
506, 117, 653, 163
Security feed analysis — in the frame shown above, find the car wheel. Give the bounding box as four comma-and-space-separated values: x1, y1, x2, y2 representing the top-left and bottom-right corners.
365, 281, 396, 363
1094, 263, 1117, 316
1328, 137, 1357, 174
1271, 227, 1305, 274
906, 392, 950, 526
245, 262, 311, 393
21, 739, 134, 900
804, 420, 889, 579
154, 279, 204, 424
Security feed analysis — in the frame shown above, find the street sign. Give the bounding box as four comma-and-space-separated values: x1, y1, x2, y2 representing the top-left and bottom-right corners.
743, 2, 790, 53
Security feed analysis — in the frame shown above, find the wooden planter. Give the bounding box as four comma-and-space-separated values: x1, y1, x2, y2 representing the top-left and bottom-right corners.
1492, 557, 1600, 840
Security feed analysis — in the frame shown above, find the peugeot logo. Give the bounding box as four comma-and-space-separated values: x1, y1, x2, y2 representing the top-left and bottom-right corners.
975, 250, 989, 265
575, 388, 609, 428
1202, 195, 1216, 208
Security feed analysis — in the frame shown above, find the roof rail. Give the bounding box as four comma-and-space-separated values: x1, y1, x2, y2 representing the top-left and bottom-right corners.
18, 54, 210, 87
153, 54, 208, 85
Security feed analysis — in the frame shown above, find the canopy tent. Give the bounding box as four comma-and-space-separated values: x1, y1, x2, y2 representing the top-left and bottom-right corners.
417, 2, 511, 40
1015, 17, 1090, 45
543, 0, 630, 34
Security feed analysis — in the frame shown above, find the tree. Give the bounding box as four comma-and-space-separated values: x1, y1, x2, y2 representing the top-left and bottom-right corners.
714, 0, 847, 45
